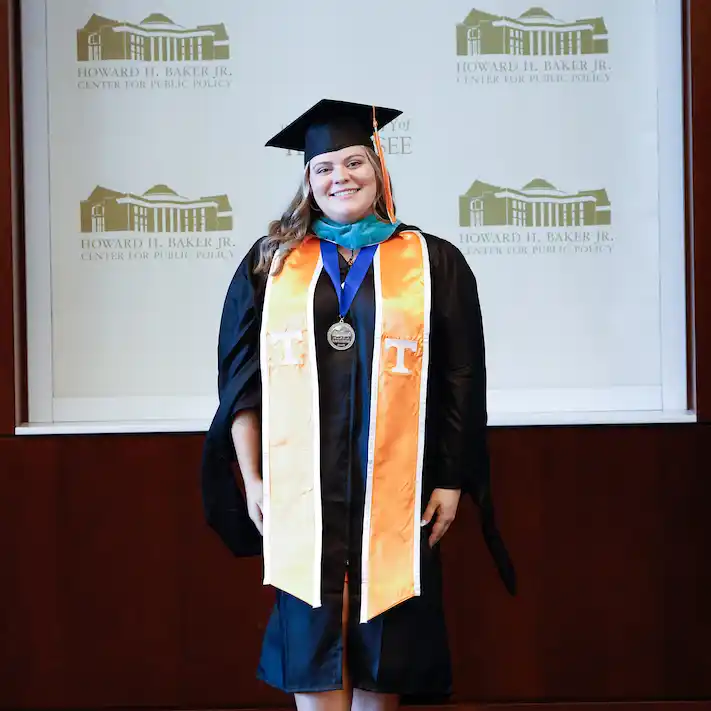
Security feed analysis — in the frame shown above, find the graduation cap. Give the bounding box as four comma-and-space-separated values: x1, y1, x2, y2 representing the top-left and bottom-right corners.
265, 99, 402, 223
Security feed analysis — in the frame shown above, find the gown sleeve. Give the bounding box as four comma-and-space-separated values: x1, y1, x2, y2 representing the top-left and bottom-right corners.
200, 240, 265, 558
429, 235, 517, 595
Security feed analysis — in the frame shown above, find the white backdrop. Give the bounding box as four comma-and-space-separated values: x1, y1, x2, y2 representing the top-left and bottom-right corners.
19, 0, 691, 432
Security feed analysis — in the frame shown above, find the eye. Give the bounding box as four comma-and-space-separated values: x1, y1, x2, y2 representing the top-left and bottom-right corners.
348, 160, 363, 169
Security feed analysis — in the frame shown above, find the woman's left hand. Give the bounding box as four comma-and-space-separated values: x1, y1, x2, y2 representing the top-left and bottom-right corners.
421, 488, 462, 548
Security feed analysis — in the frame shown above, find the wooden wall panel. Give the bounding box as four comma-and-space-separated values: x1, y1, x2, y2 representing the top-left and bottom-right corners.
446, 424, 711, 701
0, 426, 709, 709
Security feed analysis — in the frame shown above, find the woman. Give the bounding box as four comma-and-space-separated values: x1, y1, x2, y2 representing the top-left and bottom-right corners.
201, 99, 515, 711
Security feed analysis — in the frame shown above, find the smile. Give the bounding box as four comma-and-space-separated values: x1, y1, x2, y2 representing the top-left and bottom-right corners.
330, 188, 360, 198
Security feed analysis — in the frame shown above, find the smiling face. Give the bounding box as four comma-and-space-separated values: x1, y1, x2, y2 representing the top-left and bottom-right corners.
309, 146, 377, 224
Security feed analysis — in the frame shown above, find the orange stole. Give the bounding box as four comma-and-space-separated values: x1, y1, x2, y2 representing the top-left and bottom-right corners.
361, 231, 431, 621
260, 237, 323, 608
260, 231, 431, 623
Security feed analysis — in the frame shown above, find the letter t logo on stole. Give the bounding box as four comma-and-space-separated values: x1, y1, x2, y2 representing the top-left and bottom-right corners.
384, 338, 417, 374
259, 238, 324, 610
270, 330, 304, 365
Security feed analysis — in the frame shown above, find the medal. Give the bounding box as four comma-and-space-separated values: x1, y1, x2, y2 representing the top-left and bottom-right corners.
327, 319, 356, 350
321, 241, 378, 352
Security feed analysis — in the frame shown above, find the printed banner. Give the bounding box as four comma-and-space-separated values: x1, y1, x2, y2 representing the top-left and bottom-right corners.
21, 0, 686, 426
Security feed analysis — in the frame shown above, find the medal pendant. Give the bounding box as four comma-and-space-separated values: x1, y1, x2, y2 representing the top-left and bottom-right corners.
327, 320, 356, 351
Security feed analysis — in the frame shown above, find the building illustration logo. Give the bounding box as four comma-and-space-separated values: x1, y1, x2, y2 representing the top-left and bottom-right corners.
77, 13, 229, 62
456, 7, 608, 56
459, 179, 611, 228
80, 185, 233, 233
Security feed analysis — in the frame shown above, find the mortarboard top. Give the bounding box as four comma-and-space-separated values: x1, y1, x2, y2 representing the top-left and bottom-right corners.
265, 99, 402, 165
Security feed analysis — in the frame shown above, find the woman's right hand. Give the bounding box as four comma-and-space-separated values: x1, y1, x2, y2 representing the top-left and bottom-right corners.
231, 410, 264, 535
245, 479, 264, 535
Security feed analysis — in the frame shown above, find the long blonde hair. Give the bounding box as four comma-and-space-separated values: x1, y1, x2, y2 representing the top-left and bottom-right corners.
255, 146, 395, 274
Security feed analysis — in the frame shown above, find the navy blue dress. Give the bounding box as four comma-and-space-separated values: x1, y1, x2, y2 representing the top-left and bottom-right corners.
201, 224, 515, 698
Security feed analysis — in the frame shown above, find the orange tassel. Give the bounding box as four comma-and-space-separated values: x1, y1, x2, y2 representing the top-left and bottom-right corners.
372, 106, 397, 224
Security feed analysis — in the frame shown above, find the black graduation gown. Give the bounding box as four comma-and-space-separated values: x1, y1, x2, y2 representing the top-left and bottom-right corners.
201, 224, 516, 698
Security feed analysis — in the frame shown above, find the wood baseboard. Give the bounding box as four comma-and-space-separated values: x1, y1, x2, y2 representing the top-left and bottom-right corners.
190, 702, 711, 711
